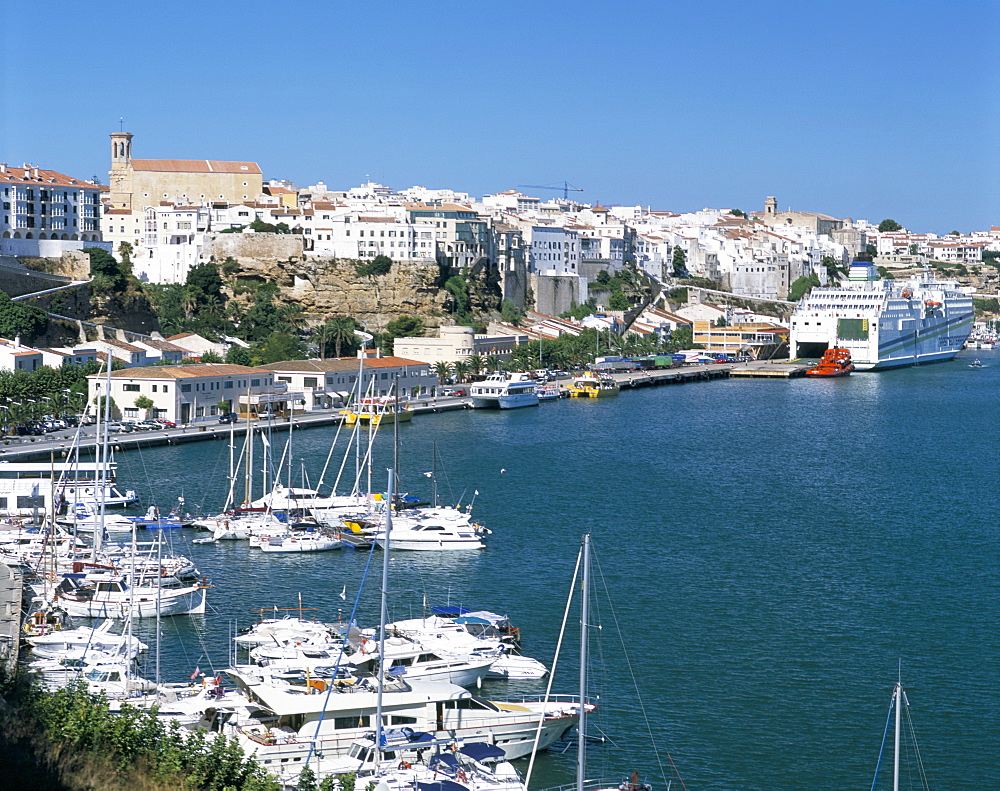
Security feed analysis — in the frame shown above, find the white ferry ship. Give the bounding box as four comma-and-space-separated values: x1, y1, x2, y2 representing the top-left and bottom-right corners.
469, 372, 540, 409
790, 262, 974, 370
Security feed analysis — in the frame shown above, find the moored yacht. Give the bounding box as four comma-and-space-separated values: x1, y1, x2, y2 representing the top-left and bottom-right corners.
469, 373, 539, 410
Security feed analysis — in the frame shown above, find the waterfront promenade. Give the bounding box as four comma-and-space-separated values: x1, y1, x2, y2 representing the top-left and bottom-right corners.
0, 361, 807, 462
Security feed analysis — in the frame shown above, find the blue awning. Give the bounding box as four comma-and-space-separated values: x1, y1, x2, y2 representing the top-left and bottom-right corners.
459, 743, 506, 762
417, 781, 467, 791
429, 753, 459, 769
452, 616, 491, 625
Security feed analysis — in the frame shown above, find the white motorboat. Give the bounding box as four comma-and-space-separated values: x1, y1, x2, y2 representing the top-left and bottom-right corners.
348, 636, 496, 687
50, 569, 208, 619
470, 373, 540, 410
372, 521, 485, 551
259, 531, 343, 553
27, 618, 148, 660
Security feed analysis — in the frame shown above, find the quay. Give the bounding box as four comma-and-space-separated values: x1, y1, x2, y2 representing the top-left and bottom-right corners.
0, 363, 808, 464
0, 565, 21, 675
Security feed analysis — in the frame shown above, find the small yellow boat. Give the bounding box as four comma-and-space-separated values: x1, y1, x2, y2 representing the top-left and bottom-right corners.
567, 372, 619, 398
341, 396, 413, 426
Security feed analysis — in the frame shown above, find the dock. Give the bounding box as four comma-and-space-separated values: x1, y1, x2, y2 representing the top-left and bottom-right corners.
728, 362, 810, 378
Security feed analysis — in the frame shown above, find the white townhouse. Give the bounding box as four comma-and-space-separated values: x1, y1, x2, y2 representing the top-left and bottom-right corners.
260, 356, 437, 408
1, 164, 108, 257
133, 205, 211, 283
311, 211, 435, 262
524, 225, 579, 276
88, 363, 284, 424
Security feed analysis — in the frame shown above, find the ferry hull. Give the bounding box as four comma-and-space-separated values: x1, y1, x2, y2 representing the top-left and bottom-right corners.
471, 392, 539, 409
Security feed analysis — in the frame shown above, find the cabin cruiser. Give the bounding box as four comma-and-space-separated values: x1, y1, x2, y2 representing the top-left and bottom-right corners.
469, 373, 540, 410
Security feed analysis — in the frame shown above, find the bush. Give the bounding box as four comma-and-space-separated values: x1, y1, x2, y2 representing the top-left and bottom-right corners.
354, 255, 393, 278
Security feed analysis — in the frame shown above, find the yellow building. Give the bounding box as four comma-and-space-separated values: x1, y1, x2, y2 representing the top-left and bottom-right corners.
106, 132, 263, 211
692, 320, 789, 357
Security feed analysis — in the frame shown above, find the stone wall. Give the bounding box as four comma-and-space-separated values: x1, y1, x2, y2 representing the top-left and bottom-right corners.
530, 274, 586, 317
204, 233, 305, 262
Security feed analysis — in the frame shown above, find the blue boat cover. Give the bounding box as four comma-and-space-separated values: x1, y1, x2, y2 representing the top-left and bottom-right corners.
429, 753, 459, 769
459, 743, 505, 761
417, 781, 467, 791
452, 616, 491, 625
432, 606, 471, 616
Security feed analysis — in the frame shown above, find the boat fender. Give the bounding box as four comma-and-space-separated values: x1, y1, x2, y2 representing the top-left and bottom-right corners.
398, 761, 411, 770
457, 770, 467, 784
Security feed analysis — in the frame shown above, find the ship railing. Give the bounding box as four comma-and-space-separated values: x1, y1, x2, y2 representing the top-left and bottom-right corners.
536, 779, 645, 791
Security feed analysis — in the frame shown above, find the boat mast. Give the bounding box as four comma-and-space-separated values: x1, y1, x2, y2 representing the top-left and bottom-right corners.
577, 532, 590, 791
893, 678, 901, 791
375, 466, 394, 757
94, 358, 112, 558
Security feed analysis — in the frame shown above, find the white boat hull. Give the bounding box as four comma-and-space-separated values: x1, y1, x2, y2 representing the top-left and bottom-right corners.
55, 585, 207, 619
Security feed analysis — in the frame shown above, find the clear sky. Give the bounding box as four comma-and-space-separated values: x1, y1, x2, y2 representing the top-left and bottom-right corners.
2, 0, 997, 234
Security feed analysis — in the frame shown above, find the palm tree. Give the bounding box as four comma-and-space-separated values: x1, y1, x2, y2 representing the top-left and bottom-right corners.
451, 360, 470, 384
328, 317, 358, 359
279, 304, 307, 335
433, 361, 451, 385
181, 286, 199, 321
467, 354, 484, 377
314, 322, 334, 360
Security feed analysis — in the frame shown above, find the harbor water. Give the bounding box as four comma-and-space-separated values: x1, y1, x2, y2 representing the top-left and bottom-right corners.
109, 352, 998, 791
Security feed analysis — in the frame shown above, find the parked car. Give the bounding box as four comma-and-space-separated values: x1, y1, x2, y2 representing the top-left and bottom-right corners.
218, 412, 239, 424
137, 420, 164, 430
106, 422, 133, 433
154, 419, 177, 428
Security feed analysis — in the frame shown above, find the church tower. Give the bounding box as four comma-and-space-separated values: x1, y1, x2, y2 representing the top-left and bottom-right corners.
108, 131, 134, 209
764, 196, 777, 218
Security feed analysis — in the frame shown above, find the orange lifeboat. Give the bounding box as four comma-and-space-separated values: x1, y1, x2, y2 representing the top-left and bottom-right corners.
806, 347, 854, 377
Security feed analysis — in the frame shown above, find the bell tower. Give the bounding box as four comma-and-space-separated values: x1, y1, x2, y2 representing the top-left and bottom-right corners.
108, 131, 134, 209
764, 195, 777, 218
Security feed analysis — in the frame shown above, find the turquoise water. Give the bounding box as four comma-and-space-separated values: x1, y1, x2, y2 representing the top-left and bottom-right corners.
112, 352, 998, 791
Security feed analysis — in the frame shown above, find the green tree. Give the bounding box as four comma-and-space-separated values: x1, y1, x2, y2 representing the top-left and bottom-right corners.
118, 241, 134, 277
878, 219, 902, 233
200, 350, 224, 363
84, 247, 124, 287
729, 209, 747, 218
445, 275, 471, 318
134, 395, 154, 418
788, 273, 820, 301
671, 247, 688, 278
499, 299, 525, 325
256, 333, 307, 364
433, 361, 451, 385
325, 317, 361, 359
0, 292, 47, 340
384, 315, 425, 339
666, 325, 694, 351
187, 262, 224, 301
450, 360, 470, 383
225, 345, 253, 366
355, 255, 393, 277
608, 291, 631, 310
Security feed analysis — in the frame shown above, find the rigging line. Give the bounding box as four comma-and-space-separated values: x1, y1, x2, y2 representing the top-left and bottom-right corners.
592, 547, 672, 791
524, 541, 583, 791
304, 505, 384, 766
870, 688, 895, 791
901, 693, 931, 791
315, 411, 347, 492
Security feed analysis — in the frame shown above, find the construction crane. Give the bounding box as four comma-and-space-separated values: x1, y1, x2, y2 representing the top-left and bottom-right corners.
517, 181, 584, 200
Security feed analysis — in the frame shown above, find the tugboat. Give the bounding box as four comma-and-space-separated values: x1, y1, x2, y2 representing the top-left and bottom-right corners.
806, 347, 854, 377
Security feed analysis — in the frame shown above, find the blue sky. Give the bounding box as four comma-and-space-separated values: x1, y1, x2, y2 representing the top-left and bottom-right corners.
2, 0, 997, 233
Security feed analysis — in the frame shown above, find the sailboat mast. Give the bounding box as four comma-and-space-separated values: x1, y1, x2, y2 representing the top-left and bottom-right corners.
577, 532, 590, 791
375, 467, 394, 755
893, 681, 901, 791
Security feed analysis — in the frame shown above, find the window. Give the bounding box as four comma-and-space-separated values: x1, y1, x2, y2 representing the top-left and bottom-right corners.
251, 379, 260, 387
224, 381, 233, 389
163, 386, 168, 393
152, 385, 157, 392
277, 376, 291, 383
122, 384, 140, 392
181, 384, 191, 392
123, 408, 138, 418
304, 377, 318, 388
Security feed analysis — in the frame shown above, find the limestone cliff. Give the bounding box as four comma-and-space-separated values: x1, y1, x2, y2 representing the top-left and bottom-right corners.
205, 234, 500, 330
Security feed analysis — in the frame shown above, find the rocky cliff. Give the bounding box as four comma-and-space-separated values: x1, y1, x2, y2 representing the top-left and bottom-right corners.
206, 234, 500, 330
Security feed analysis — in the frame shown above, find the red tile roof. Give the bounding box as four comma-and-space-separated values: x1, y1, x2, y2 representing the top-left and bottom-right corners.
129, 159, 262, 175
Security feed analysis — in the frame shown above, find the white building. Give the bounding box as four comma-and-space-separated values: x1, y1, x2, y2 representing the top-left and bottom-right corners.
88, 363, 283, 424
1, 163, 108, 256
